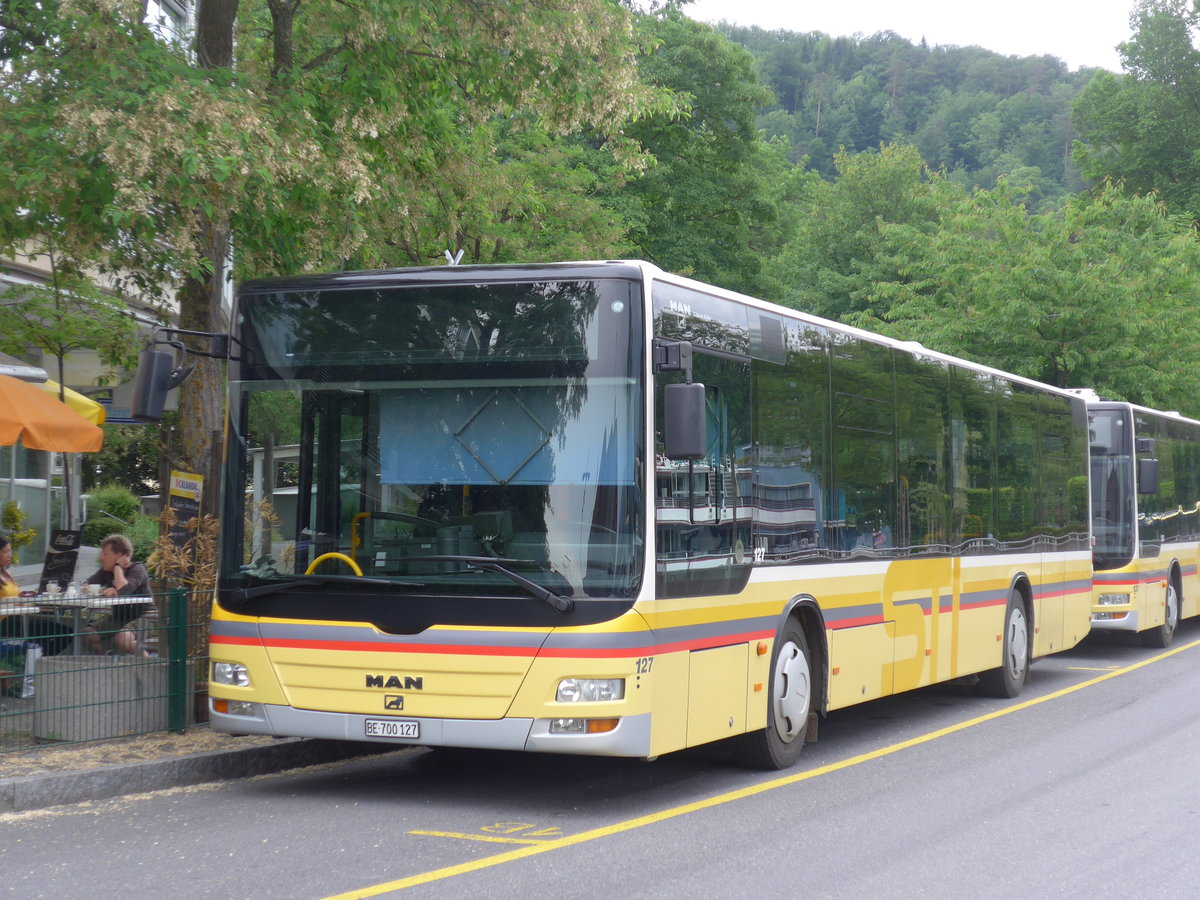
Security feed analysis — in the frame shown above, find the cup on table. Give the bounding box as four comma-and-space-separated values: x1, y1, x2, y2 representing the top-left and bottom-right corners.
45, 583, 61, 597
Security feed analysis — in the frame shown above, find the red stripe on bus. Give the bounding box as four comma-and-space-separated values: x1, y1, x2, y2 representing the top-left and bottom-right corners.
827, 614, 885, 629
210, 630, 776, 659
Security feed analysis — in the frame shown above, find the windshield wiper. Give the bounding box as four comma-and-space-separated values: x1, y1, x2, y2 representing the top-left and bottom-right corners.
400, 555, 575, 613
225, 573, 422, 602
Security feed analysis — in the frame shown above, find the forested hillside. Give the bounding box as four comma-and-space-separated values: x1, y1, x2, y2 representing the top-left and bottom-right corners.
721, 25, 1097, 205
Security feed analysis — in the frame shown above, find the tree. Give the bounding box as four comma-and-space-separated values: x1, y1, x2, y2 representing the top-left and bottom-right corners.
0, 239, 140, 528
0, 0, 676, 516
84, 418, 174, 497
871, 179, 1200, 411
618, 12, 799, 297
767, 141, 1200, 413
767, 143, 949, 321
1073, 0, 1200, 221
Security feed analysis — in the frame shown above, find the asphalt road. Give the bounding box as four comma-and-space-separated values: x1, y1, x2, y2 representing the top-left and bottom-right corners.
4, 620, 1200, 899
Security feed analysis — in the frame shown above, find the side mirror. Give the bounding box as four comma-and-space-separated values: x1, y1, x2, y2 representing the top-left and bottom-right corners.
664, 382, 706, 460
1137, 457, 1159, 495
130, 348, 174, 421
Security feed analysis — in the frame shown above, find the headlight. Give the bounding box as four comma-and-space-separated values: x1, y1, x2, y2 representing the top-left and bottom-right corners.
1097, 593, 1130, 606
556, 677, 625, 703
212, 661, 251, 686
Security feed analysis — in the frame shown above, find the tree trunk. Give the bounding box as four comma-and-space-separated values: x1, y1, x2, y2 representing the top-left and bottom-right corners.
169, 0, 239, 520
174, 223, 229, 522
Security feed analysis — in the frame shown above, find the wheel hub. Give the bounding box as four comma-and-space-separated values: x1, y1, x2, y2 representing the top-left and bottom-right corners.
772, 641, 811, 743
1007, 608, 1028, 679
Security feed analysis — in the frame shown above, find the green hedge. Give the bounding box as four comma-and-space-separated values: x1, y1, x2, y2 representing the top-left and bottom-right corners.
82, 484, 142, 547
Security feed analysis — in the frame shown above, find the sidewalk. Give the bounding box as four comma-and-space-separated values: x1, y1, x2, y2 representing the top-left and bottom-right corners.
0, 728, 396, 813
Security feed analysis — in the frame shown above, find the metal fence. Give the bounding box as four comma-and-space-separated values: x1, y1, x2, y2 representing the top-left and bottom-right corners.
0, 588, 209, 752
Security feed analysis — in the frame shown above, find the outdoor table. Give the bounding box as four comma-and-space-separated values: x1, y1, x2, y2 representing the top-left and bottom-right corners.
36, 595, 154, 656
0, 599, 43, 645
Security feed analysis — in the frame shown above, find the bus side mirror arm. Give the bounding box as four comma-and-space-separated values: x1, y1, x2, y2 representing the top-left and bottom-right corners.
654, 339, 706, 460
131, 327, 241, 421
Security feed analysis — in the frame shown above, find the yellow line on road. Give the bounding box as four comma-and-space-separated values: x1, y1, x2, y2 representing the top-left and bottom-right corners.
323, 637, 1200, 899
408, 830, 548, 846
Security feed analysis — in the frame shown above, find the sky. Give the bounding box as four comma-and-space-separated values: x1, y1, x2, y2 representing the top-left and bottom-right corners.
685, 0, 1136, 72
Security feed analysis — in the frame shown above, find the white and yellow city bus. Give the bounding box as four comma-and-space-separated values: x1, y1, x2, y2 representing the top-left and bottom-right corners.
1085, 397, 1200, 647
205, 261, 1092, 768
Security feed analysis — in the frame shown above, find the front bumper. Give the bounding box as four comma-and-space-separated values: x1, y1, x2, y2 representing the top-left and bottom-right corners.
1089, 609, 1139, 632
210, 701, 654, 757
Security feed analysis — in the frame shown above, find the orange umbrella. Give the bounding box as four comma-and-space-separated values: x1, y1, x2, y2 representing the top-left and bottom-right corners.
0, 374, 104, 452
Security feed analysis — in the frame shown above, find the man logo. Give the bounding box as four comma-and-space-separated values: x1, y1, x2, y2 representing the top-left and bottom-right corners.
365, 674, 424, 690
384, 695, 404, 710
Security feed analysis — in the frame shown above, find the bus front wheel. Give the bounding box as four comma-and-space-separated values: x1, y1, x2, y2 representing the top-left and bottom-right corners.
1141, 580, 1179, 649
977, 591, 1028, 698
731, 621, 812, 770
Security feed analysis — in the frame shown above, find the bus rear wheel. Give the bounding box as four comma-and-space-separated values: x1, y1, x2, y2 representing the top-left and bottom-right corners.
731, 621, 812, 770
976, 591, 1028, 698
1141, 581, 1179, 649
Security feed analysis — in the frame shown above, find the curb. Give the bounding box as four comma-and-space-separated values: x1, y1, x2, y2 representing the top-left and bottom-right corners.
0, 738, 394, 813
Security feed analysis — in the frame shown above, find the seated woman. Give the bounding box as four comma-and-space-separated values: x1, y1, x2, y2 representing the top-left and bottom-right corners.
0, 535, 71, 656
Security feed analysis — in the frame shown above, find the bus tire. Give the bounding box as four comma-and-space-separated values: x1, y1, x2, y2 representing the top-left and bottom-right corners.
1141, 580, 1179, 649
731, 621, 812, 770
976, 590, 1029, 698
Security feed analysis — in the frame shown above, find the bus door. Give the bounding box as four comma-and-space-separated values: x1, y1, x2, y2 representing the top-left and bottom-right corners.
295, 389, 372, 573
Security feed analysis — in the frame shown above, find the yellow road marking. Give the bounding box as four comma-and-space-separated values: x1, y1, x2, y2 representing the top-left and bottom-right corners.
408, 830, 548, 846
323, 637, 1200, 899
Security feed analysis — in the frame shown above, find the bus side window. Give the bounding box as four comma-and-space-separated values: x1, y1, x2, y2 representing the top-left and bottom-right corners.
654, 354, 751, 598
751, 320, 829, 563
831, 336, 896, 557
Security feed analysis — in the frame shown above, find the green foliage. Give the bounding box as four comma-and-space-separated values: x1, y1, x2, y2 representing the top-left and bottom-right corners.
82, 484, 142, 546
84, 417, 172, 496
871, 180, 1200, 410
1072, 0, 1200, 222
769, 143, 950, 319
1, 501, 37, 566
0, 265, 140, 383
126, 514, 160, 564
769, 143, 1200, 415
723, 25, 1094, 201
0, 0, 679, 282
619, 12, 801, 296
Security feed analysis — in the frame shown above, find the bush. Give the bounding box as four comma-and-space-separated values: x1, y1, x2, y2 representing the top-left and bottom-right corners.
1, 501, 37, 565
127, 514, 160, 564
82, 484, 142, 546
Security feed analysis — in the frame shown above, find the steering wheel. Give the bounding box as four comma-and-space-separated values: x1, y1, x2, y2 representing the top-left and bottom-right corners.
305, 552, 364, 576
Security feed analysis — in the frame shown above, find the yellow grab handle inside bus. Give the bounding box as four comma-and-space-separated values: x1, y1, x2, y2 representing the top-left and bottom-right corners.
305, 552, 364, 576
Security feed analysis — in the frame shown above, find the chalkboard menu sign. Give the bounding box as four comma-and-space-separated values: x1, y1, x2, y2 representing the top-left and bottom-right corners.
38, 529, 83, 594
168, 470, 203, 549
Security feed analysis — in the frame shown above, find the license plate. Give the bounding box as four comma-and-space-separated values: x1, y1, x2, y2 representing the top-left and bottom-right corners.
364, 718, 420, 739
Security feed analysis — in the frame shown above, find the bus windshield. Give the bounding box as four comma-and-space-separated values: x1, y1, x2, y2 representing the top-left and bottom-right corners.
221, 275, 645, 613
1089, 407, 1135, 570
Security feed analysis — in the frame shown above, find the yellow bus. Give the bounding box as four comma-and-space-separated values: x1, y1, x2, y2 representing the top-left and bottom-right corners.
1085, 397, 1200, 647
203, 261, 1092, 768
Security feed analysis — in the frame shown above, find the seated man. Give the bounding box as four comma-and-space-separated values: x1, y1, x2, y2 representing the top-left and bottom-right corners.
83, 534, 154, 655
